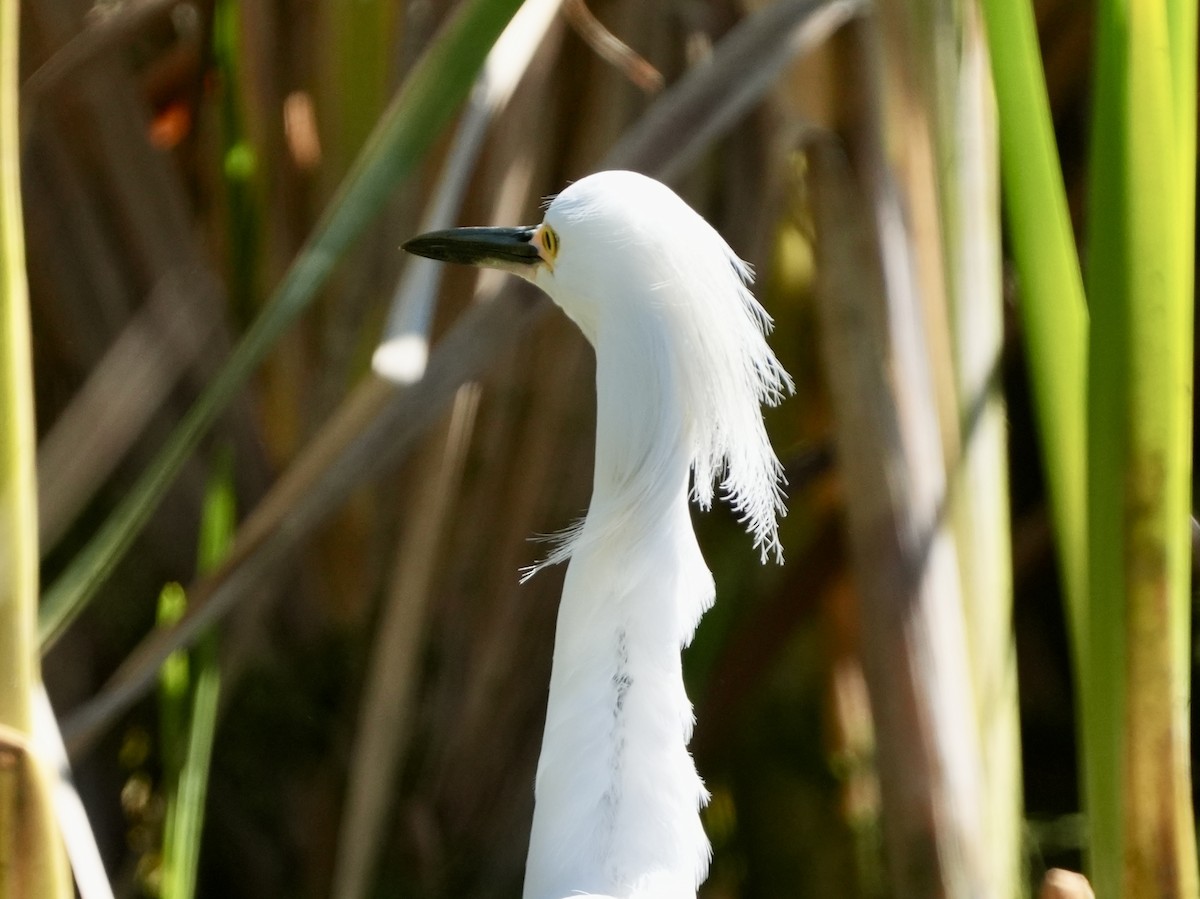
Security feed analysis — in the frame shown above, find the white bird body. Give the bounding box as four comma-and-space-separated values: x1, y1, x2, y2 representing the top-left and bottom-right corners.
404, 171, 791, 899
522, 479, 711, 899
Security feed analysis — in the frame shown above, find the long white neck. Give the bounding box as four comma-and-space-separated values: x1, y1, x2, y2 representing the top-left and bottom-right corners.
522, 321, 715, 899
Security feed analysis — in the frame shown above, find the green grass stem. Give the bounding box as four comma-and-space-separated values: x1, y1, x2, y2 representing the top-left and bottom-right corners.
978, 0, 1088, 661
0, 0, 70, 888
985, 0, 1198, 891
1084, 0, 1197, 894
211, 0, 262, 320
158, 452, 236, 899
0, 0, 39, 746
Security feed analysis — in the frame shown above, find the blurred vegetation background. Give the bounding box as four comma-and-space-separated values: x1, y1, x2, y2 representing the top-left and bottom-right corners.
6, 0, 1196, 896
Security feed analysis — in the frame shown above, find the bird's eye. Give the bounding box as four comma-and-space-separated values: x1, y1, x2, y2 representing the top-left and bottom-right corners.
540, 224, 560, 260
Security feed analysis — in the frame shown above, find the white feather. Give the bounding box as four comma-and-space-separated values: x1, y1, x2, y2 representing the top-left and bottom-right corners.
519, 171, 792, 899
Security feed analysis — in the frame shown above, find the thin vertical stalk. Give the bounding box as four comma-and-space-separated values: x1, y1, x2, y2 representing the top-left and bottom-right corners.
0, 0, 39, 746
864, 0, 1022, 890
1085, 0, 1198, 894
159, 453, 234, 899
825, 4, 1011, 891
809, 122, 987, 897
162, 634, 219, 899
877, 0, 1023, 888
979, 1, 1093, 885
939, 5, 1022, 894
1164, 0, 1197, 709
211, 0, 262, 320
977, 0, 1088, 662
883, 0, 1022, 892
0, 0, 69, 888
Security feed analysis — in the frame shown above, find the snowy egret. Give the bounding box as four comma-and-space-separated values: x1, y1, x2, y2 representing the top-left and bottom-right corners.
403, 170, 792, 899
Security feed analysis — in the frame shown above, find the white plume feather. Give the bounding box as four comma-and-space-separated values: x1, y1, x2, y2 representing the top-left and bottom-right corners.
528, 171, 793, 571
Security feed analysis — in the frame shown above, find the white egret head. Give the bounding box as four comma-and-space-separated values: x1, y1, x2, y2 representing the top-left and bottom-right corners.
404, 169, 792, 560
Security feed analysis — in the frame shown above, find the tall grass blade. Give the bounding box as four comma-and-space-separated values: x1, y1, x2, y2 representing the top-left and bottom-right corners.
1084, 0, 1198, 894
0, 0, 70, 887
1165, 0, 1197, 708
977, 0, 1088, 660
809, 126, 987, 896
939, 5, 1022, 893
157, 582, 189, 814
979, 2, 1093, 886
37, 0, 528, 651
158, 452, 236, 899
211, 0, 261, 319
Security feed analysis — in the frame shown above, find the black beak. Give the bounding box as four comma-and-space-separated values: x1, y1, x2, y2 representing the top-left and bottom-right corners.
402, 226, 542, 269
